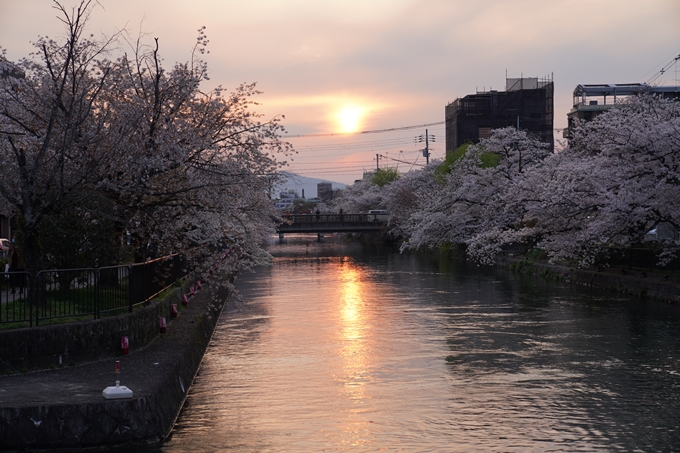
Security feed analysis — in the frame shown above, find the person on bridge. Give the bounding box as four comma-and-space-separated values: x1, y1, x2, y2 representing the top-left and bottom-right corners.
315, 209, 320, 221
339, 208, 344, 221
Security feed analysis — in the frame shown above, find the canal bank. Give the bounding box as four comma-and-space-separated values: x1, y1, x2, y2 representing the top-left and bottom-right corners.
0, 278, 231, 451
499, 257, 680, 304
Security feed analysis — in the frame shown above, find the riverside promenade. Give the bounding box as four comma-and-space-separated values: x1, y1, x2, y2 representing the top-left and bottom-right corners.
0, 279, 230, 451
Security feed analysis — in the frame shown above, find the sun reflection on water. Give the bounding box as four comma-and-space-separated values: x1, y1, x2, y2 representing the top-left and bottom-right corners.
336, 259, 375, 446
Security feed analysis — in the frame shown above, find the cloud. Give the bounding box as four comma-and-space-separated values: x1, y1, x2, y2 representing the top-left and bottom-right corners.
2, 0, 678, 183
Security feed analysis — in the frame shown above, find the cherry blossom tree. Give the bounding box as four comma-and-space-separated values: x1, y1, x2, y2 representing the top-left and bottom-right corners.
380, 162, 440, 239
403, 95, 679, 268
0, 0, 123, 276
512, 94, 680, 266
325, 177, 383, 214
0, 1, 291, 277
402, 127, 551, 261
96, 28, 290, 267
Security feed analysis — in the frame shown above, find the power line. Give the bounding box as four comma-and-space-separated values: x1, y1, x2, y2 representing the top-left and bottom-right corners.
279, 122, 445, 181
293, 136, 417, 149
286, 121, 445, 138
288, 165, 373, 172
640, 46, 680, 85
288, 148, 428, 161
289, 133, 443, 157
288, 161, 375, 166
287, 148, 435, 168
378, 154, 425, 167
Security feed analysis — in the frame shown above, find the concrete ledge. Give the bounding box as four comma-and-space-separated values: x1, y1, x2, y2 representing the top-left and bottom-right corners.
503, 259, 680, 304
0, 284, 193, 374
0, 279, 229, 451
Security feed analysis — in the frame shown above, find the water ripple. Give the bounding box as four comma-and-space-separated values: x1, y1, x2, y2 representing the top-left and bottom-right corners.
163, 238, 680, 452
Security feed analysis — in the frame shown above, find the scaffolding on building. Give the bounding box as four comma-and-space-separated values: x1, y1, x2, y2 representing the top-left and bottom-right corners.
445, 75, 554, 154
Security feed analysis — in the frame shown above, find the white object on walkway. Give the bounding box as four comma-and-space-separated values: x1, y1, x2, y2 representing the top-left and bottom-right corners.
102, 382, 134, 399
103, 360, 133, 399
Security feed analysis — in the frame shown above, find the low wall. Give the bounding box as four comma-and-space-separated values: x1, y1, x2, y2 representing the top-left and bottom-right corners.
0, 278, 231, 451
504, 259, 680, 304
0, 285, 187, 374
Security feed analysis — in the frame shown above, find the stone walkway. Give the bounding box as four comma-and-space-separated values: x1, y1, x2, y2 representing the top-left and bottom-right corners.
0, 282, 230, 451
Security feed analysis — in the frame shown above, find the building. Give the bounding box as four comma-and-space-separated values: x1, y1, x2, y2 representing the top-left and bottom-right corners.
317, 182, 333, 202
445, 76, 554, 154
565, 83, 680, 137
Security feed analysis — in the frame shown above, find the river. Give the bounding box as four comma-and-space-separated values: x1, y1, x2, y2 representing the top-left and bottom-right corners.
160, 235, 680, 452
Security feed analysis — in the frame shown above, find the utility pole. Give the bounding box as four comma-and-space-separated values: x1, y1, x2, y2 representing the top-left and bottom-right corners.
376, 153, 379, 171
415, 129, 435, 165
425, 129, 430, 165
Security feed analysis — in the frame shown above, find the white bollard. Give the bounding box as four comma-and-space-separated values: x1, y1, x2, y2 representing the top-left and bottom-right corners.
102, 360, 133, 399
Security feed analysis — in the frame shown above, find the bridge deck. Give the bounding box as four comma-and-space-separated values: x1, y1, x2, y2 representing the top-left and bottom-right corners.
277, 214, 386, 234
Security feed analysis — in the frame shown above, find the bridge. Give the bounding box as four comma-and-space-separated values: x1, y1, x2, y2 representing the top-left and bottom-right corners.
276, 214, 387, 238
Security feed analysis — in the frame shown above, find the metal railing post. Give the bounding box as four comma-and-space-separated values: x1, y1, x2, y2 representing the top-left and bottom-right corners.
128, 265, 133, 313
34, 272, 39, 327
29, 275, 33, 327
94, 268, 100, 320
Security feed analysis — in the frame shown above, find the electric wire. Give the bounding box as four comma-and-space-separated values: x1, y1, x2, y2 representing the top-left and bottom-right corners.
286, 121, 445, 138
640, 46, 680, 85
280, 121, 444, 181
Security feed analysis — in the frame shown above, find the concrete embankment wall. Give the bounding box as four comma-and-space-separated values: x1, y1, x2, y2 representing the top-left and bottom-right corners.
0, 278, 230, 451
503, 259, 680, 304
0, 288, 184, 374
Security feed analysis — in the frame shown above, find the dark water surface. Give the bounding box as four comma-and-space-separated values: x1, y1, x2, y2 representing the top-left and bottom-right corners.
161, 236, 680, 452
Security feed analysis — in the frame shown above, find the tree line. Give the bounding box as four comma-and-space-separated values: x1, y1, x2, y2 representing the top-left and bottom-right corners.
327, 94, 680, 268
0, 1, 291, 277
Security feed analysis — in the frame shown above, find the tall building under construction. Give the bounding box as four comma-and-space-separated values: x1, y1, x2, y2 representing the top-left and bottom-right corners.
445, 76, 554, 154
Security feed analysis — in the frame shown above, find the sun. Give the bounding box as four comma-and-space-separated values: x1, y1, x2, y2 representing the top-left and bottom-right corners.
336, 106, 365, 133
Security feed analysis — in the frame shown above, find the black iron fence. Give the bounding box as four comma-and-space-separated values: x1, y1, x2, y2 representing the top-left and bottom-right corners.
0, 255, 184, 327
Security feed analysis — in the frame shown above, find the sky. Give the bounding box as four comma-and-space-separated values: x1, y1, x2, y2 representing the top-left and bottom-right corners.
1, 0, 679, 185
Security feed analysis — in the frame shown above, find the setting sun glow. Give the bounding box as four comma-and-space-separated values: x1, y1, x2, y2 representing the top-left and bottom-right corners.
336, 106, 365, 134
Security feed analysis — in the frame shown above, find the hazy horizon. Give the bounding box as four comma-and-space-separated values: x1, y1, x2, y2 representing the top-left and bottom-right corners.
1, 0, 678, 184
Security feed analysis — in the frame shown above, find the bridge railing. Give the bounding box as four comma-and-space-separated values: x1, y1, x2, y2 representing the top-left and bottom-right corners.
282, 214, 383, 223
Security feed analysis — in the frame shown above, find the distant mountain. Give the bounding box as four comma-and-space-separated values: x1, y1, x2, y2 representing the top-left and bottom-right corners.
275, 172, 346, 199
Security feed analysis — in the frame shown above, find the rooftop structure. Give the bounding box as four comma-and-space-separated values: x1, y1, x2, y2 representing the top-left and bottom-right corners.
565, 83, 680, 137
445, 76, 554, 154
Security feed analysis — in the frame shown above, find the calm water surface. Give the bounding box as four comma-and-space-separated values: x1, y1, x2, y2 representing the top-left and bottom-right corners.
161, 236, 680, 452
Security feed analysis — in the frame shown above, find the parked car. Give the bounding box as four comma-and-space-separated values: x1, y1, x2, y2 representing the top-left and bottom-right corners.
0, 238, 10, 257
367, 210, 388, 222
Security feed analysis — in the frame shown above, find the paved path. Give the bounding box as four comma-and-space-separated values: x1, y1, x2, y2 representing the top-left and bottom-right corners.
0, 282, 230, 450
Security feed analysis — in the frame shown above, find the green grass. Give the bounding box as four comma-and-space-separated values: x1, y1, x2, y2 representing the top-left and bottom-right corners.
0, 283, 130, 330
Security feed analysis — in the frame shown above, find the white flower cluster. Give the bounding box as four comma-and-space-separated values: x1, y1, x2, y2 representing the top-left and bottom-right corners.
0, 1, 291, 275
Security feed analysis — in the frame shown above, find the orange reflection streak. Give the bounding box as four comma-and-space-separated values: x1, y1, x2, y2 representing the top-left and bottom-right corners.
336, 260, 375, 446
